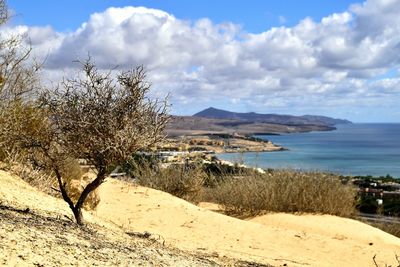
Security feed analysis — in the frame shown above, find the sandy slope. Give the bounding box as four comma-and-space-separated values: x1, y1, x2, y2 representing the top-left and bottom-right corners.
94, 178, 400, 267
2, 169, 400, 266
0, 171, 237, 266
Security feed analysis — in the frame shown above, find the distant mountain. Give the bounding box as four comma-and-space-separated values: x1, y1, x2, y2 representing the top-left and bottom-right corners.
193, 107, 351, 126
166, 115, 337, 136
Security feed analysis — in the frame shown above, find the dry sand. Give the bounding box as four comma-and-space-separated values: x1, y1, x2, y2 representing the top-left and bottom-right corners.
0, 170, 236, 266
1, 169, 400, 266
95, 179, 400, 267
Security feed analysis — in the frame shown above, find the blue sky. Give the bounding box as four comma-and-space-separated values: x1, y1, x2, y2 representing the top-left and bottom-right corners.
9, 1, 361, 32
5, 0, 400, 122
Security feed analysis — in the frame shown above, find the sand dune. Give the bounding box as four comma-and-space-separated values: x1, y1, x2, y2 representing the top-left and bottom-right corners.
0, 171, 234, 266
1, 170, 400, 266
95, 178, 400, 267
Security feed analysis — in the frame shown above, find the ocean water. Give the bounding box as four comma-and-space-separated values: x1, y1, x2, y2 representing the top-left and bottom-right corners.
218, 123, 400, 177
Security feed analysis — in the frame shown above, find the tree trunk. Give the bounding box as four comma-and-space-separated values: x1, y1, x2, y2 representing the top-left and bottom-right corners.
73, 207, 84, 225
53, 158, 107, 226
72, 168, 107, 225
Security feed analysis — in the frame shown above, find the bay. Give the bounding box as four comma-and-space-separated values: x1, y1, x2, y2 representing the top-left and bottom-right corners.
218, 123, 400, 177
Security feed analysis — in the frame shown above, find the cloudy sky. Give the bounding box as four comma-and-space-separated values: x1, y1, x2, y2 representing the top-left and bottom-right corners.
5, 0, 400, 122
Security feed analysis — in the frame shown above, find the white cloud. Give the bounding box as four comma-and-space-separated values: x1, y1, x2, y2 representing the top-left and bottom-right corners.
4, 0, 400, 121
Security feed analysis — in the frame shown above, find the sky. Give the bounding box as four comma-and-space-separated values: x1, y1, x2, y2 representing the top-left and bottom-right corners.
5, 0, 400, 122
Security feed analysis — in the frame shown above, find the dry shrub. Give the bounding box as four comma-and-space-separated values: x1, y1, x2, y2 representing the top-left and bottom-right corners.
209, 170, 356, 217
133, 161, 207, 202
66, 174, 101, 211
8, 161, 55, 195
59, 158, 100, 211
0, 101, 57, 195
0, 101, 47, 160
2, 151, 54, 193
59, 158, 84, 183
37, 59, 169, 225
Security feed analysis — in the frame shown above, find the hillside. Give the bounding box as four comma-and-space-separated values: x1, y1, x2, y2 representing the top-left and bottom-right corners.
95, 181, 400, 267
167, 116, 336, 136
1, 170, 400, 267
0, 170, 241, 266
194, 107, 351, 126
167, 108, 351, 136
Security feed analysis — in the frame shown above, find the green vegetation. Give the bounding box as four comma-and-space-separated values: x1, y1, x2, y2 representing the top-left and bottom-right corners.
357, 195, 400, 216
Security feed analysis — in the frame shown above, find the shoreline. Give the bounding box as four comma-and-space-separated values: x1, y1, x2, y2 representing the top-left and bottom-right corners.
217, 123, 400, 179
164, 133, 287, 154
220, 146, 287, 153
215, 152, 400, 179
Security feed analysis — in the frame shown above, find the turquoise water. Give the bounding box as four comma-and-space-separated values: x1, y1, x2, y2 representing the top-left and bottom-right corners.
218, 123, 400, 177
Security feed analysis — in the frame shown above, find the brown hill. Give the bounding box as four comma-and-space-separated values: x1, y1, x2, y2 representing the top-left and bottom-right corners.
194, 107, 351, 126
167, 116, 335, 136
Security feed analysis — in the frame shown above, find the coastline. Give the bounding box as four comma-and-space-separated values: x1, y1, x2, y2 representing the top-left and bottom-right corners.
162, 123, 400, 177
164, 133, 287, 154
217, 123, 400, 178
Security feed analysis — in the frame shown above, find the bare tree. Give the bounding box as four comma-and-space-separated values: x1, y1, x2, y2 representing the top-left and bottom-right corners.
40, 59, 169, 225
0, 0, 168, 225
0, 0, 41, 107
0, 37, 41, 102
0, 0, 42, 159
0, 0, 7, 25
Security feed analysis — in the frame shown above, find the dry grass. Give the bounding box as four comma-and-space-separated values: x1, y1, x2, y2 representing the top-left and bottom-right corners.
207, 170, 356, 217
366, 221, 400, 238
128, 159, 356, 217
7, 161, 55, 196
132, 161, 207, 203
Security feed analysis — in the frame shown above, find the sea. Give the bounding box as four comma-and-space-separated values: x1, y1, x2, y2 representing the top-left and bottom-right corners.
218, 123, 400, 178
